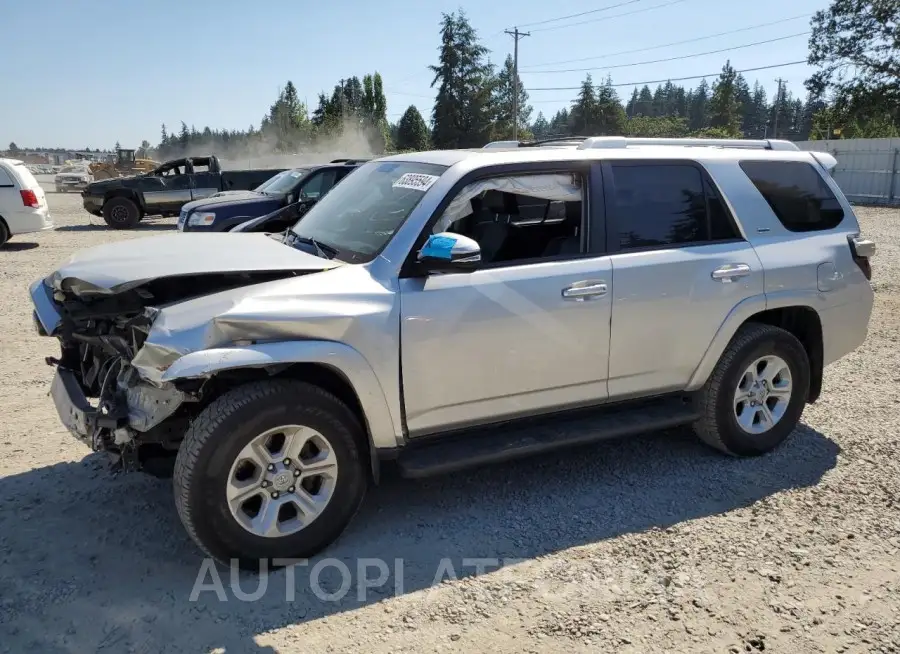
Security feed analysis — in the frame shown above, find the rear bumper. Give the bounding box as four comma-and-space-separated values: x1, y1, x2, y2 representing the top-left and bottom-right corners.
821, 293, 875, 366
6, 209, 53, 235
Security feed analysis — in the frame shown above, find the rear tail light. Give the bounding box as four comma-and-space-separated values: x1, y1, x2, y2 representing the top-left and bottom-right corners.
848, 235, 875, 281
20, 189, 40, 208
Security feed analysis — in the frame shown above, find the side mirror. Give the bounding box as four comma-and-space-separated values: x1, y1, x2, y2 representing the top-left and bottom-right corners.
416, 232, 481, 273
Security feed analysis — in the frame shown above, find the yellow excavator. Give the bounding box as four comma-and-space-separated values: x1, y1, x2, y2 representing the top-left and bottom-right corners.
89, 148, 159, 180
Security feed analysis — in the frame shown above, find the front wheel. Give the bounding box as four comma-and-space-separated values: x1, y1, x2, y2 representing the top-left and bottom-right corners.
173, 379, 368, 569
693, 323, 810, 456
102, 197, 141, 229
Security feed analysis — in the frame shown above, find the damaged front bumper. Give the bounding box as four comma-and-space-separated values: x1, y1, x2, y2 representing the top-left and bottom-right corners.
50, 367, 102, 446
50, 363, 190, 467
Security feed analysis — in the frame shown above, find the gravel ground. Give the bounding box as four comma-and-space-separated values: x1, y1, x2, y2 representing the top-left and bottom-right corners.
0, 179, 898, 653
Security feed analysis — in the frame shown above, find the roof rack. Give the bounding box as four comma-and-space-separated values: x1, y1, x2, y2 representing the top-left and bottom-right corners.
329, 158, 370, 164
576, 137, 800, 151
483, 136, 590, 149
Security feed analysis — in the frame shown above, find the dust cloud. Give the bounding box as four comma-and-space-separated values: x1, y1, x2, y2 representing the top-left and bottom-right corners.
163, 119, 380, 171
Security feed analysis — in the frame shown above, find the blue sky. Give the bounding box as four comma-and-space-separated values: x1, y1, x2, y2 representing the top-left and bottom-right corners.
2, 0, 830, 149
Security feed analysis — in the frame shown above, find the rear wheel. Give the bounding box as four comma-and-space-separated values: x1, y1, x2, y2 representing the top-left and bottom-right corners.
102, 197, 141, 229
173, 379, 368, 569
693, 323, 810, 456
0, 219, 9, 247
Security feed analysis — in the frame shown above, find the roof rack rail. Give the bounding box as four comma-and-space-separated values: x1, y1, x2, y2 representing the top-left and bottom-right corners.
329, 158, 370, 164
483, 136, 590, 149
576, 136, 799, 151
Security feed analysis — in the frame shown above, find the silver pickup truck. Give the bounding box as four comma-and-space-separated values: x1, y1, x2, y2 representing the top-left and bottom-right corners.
30, 137, 875, 568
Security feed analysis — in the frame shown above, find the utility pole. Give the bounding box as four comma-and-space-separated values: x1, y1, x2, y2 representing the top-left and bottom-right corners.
772, 78, 784, 139
504, 27, 530, 141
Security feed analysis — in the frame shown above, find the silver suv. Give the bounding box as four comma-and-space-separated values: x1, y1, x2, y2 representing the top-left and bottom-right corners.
30, 136, 876, 567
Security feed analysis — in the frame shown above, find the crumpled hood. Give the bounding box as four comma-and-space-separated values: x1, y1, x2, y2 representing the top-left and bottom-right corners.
50, 232, 341, 293
181, 191, 270, 213
129, 263, 392, 384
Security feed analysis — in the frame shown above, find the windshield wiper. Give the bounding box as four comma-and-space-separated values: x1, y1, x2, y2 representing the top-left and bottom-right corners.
284, 232, 338, 259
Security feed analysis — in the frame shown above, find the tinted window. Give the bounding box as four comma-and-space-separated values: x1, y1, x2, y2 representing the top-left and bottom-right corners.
613, 164, 729, 249
256, 168, 311, 195
739, 161, 844, 232
301, 170, 337, 199
0, 168, 14, 187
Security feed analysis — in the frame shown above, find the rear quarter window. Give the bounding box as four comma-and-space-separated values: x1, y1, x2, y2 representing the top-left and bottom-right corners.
0, 166, 14, 187
739, 160, 844, 232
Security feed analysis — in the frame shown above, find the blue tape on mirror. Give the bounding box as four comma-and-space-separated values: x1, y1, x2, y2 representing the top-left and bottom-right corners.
421, 235, 457, 260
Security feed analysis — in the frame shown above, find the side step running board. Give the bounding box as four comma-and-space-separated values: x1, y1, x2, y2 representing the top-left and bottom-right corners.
396, 397, 699, 479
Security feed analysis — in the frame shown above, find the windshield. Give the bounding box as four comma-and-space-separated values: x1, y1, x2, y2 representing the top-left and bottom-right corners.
289, 161, 447, 263
59, 166, 84, 174
255, 168, 309, 194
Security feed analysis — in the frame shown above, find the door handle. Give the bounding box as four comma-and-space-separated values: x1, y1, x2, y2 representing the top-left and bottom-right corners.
562, 281, 608, 301
711, 264, 751, 283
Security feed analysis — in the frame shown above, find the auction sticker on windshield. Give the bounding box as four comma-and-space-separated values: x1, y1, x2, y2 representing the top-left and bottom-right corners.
393, 173, 440, 192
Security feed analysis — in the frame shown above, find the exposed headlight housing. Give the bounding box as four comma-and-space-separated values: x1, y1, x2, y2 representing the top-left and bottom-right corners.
187, 211, 216, 227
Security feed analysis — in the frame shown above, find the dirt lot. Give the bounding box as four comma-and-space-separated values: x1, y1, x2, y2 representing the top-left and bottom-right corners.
0, 180, 898, 653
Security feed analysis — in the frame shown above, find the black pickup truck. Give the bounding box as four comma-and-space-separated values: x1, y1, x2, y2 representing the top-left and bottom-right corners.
81, 155, 285, 229
177, 159, 365, 232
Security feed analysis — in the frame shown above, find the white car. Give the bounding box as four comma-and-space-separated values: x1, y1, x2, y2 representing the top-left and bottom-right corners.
54, 165, 92, 193
0, 158, 53, 246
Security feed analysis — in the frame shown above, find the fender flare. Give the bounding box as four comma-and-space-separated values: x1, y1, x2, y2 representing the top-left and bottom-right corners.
684, 291, 824, 391
103, 188, 145, 214
160, 340, 403, 477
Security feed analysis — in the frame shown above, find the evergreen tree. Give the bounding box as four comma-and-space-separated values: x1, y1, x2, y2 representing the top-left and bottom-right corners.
429, 11, 495, 148
178, 122, 189, 149
595, 76, 626, 135
625, 89, 639, 118
689, 79, 710, 131
636, 85, 653, 116
734, 74, 753, 135
531, 112, 551, 139
395, 105, 430, 151
570, 75, 598, 134
491, 54, 533, 139
548, 108, 570, 135
708, 61, 742, 136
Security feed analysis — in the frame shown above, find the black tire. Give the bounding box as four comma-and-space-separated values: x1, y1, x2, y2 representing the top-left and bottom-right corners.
693, 323, 810, 457
0, 219, 9, 247
55, 186, 63, 193
173, 379, 368, 569
102, 197, 141, 229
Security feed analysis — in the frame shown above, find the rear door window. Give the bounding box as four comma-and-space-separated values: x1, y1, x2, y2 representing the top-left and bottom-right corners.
0, 167, 14, 187
739, 160, 844, 232
610, 163, 739, 249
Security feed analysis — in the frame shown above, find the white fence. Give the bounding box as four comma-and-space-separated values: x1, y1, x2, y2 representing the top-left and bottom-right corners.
795, 138, 900, 206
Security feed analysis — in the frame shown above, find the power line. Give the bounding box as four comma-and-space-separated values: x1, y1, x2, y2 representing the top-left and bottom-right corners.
513, 0, 643, 29
529, 0, 689, 34
520, 14, 812, 69
521, 32, 810, 74
527, 59, 808, 94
